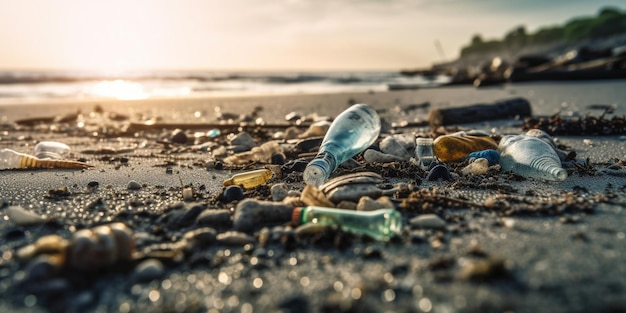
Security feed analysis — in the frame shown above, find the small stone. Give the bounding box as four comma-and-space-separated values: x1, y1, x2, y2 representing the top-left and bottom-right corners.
6, 206, 47, 226
356, 196, 386, 211
166, 203, 206, 227
461, 158, 489, 176
295, 223, 329, 237
87, 181, 99, 189
363, 149, 404, 163
427, 164, 451, 181
380, 136, 411, 160
410, 214, 446, 230
223, 185, 244, 203
233, 199, 294, 233
133, 259, 165, 282
295, 137, 324, 153
229, 132, 257, 150
127, 180, 142, 190
271, 184, 289, 202
183, 227, 217, 248
217, 231, 256, 246
271, 153, 286, 165
171, 129, 188, 144
196, 209, 232, 228
299, 120, 331, 138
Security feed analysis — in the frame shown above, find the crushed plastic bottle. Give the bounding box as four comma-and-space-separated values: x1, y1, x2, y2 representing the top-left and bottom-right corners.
0, 148, 92, 170
498, 134, 567, 181
433, 130, 498, 163
292, 206, 402, 241
223, 168, 274, 189
303, 104, 381, 186
415, 137, 436, 170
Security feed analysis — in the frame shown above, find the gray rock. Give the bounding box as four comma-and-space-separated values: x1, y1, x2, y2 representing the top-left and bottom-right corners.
127, 180, 142, 190
271, 183, 289, 202
133, 259, 164, 282
183, 227, 217, 248
363, 149, 404, 163
171, 129, 188, 144
229, 132, 257, 150
233, 199, 294, 233
410, 214, 447, 230
356, 196, 386, 211
380, 136, 411, 160
217, 231, 255, 246
196, 209, 232, 228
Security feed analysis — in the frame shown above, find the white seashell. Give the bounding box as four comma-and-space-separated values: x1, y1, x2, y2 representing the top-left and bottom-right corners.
6, 205, 47, 226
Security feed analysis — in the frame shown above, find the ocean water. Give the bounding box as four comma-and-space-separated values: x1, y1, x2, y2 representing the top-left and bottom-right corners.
0, 70, 449, 104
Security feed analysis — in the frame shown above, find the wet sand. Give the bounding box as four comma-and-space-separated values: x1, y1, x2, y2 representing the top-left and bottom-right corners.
1, 82, 625, 313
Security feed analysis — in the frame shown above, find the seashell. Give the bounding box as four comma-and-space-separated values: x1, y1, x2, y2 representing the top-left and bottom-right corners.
299, 185, 334, 207
6, 205, 47, 226
319, 172, 383, 194
68, 223, 135, 271
316, 172, 392, 204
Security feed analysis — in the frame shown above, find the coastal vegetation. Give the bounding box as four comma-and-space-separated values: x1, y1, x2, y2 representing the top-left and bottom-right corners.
460, 6, 626, 57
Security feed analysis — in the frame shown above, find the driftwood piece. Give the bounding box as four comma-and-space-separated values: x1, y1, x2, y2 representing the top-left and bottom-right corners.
429, 97, 532, 128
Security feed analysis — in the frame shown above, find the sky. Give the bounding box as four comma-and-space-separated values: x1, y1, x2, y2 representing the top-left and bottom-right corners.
0, 0, 624, 72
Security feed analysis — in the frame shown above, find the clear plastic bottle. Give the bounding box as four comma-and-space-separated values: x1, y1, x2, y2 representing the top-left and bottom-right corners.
0, 148, 91, 170
433, 130, 497, 163
223, 168, 274, 189
292, 206, 402, 241
498, 134, 567, 181
415, 137, 436, 170
303, 104, 381, 186
34, 141, 71, 159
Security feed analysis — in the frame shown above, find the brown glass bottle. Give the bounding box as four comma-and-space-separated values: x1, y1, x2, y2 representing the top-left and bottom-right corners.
433, 131, 497, 163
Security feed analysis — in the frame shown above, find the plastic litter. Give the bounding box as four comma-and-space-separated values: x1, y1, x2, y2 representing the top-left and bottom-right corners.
433, 130, 498, 163
34, 141, 71, 159
498, 134, 567, 181
467, 149, 500, 166
223, 168, 274, 189
0, 148, 92, 170
303, 104, 381, 186
292, 206, 402, 241
415, 137, 436, 170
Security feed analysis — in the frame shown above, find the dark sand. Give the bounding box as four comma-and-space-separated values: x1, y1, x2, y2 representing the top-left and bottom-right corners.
0, 81, 625, 313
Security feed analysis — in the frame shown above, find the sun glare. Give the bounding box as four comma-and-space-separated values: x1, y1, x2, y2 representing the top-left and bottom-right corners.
89, 80, 148, 100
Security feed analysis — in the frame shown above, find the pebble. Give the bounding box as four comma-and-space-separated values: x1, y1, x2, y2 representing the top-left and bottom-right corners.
223, 185, 245, 203
127, 180, 142, 190
295, 223, 329, 237
170, 129, 188, 144
271, 152, 286, 165
363, 149, 404, 163
300, 120, 331, 138
295, 137, 324, 153
271, 183, 289, 202
229, 132, 257, 150
410, 214, 447, 230
356, 196, 386, 211
233, 199, 294, 233
196, 209, 232, 228
133, 259, 165, 282
6, 205, 47, 226
461, 158, 490, 176
217, 231, 256, 246
380, 136, 411, 160
183, 227, 217, 248
427, 164, 451, 181
87, 181, 99, 189
182, 186, 194, 201
166, 203, 206, 227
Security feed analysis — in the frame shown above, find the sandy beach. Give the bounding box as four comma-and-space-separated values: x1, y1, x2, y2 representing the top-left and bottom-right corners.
1, 81, 625, 313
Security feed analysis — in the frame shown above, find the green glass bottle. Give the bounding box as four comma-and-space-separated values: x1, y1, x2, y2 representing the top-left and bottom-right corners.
292, 206, 403, 241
